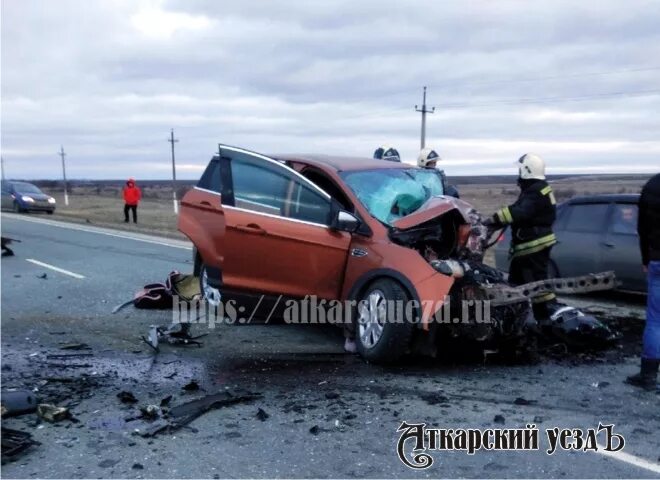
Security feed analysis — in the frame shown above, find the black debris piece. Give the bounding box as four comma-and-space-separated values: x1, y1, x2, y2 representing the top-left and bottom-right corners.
46, 353, 94, 359
117, 391, 138, 404
1, 427, 39, 464
493, 414, 505, 424
419, 392, 449, 405
135, 391, 260, 438
160, 395, 173, 407
59, 343, 91, 351
37, 273, 47, 279
139, 405, 162, 420
255, 408, 269, 421
309, 425, 320, 435
513, 397, 537, 406
182, 380, 200, 392
132, 463, 144, 470
324, 392, 340, 400
1, 237, 19, 257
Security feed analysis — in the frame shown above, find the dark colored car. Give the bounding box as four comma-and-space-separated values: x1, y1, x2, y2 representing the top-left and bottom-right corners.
178, 144, 533, 363
494, 194, 645, 293
1, 181, 56, 214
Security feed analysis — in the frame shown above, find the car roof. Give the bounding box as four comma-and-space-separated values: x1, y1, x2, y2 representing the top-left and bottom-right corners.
566, 193, 640, 205
273, 154, 412, 172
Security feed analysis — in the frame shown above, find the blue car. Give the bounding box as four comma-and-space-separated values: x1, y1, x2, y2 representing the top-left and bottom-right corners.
1, 181, 56, 214
494, 194, 645, 293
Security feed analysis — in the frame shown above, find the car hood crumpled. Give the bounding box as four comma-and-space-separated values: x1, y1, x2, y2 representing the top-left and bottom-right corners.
390, 196, 474, 230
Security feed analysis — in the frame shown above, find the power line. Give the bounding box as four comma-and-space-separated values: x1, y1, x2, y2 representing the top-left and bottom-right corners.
441, 88, 660, 109
433, 66, 660, 91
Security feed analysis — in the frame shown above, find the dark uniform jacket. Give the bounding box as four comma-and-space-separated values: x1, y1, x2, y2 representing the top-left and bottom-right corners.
638, 173, 660, 266
492, 179, 557, 258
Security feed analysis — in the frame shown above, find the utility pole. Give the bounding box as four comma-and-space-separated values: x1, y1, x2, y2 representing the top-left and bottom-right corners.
59, 146, 69, 206
1, 156, 5, 182
168, 128, 179, 214
415, 86, 435, 149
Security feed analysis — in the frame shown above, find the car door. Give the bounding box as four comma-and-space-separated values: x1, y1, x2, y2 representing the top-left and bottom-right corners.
600, 202, 646, 292
551, 202, 610, 277
221, 145, 352, 299
178, 157, 226, 275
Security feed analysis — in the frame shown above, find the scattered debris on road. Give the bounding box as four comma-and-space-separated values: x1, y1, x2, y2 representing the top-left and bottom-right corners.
37, 403, 74, 422
117, 391, 138, 404
133, 390, 260, 437
1, 237, 19, 257
256, 408, 269, 421
1, 427, 39, 464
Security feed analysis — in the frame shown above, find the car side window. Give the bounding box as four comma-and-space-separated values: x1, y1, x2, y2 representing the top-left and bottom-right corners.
564, 203, 609, 233
286, 181, 332, 224
610, 203, 638, 235
197, 159, 221, 193
231, 156, 289, 215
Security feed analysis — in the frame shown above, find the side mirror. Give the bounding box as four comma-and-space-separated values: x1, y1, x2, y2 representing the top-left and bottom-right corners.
332, 210, 360, 233
445, 185, 460, 199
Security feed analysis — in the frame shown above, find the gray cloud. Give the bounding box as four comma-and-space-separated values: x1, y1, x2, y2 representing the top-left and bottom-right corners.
1, 0, 659, 179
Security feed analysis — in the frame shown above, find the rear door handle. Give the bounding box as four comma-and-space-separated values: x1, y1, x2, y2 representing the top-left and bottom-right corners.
236, 223, 266, 235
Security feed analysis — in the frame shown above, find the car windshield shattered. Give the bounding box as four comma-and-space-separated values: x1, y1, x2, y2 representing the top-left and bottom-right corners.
341, 168, 444, 224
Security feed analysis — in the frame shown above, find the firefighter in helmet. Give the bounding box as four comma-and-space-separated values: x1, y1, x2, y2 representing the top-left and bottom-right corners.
417, 147, 459, 198
373, 145, 401, 162
484, 153, 557, 320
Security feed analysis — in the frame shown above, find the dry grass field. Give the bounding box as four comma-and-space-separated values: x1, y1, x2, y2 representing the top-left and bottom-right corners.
32, 176, 649, 252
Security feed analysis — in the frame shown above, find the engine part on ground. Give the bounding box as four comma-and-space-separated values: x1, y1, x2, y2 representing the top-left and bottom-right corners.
479, 271, 618, 306
1, 427, 39, 464
542, 305, 621, 348
1, 390, 39, 418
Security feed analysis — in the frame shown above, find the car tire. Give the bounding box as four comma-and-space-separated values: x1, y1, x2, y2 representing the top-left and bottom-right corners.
47, 210, 54, 215
355, 278, 414, 364
13, 202, 25, 213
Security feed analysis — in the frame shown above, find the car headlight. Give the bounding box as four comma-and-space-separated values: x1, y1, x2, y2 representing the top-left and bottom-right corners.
21, 196, 35, 202
47, 197, 56, 204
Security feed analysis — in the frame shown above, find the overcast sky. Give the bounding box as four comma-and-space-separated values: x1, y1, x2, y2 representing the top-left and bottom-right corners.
2, 0, 660, 179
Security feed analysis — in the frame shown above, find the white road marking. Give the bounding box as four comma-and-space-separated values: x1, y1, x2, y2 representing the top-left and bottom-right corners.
595, 444, 660, 474
26, 259, 86, 279
2, 213, 192, 250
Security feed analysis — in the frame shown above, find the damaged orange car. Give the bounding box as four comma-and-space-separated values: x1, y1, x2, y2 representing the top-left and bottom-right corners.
178, 145, 532, 363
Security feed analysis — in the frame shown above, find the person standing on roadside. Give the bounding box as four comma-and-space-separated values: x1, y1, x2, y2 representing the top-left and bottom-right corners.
626, 173, 660, 391
122, 178, 141, 224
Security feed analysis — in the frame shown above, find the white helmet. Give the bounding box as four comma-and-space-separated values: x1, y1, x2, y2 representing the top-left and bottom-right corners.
417, 148, 441, 168
373, 145, 401, 162
517, 153, 546, 180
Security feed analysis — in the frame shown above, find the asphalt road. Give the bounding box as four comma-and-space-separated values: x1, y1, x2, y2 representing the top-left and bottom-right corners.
1, 213, 659, 479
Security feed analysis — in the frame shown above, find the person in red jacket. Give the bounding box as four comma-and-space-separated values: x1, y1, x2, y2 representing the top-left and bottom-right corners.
122, 178, 141, 223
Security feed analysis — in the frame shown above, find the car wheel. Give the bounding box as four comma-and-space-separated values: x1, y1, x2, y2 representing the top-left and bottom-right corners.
198, 263, 222, 308
47, 210, 54, 215
13, 202, 24, 213
355, 278, 414, 364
